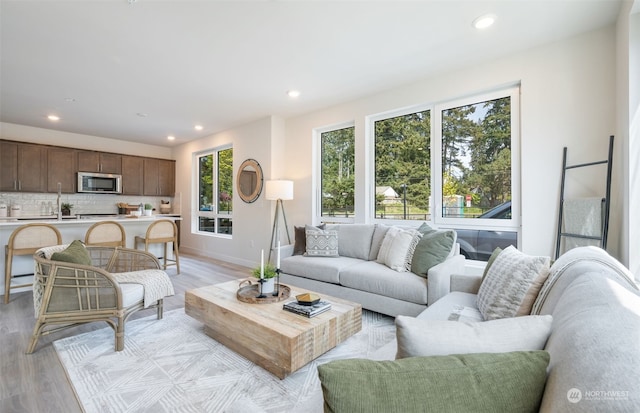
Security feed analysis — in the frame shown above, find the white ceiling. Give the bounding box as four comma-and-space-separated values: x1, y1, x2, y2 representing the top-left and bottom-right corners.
0, 0, 623, 147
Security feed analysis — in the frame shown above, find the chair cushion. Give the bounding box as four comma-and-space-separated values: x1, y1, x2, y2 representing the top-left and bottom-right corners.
318, 351, 550, 413
50, 240, 91, 266
120, 283, 145, 307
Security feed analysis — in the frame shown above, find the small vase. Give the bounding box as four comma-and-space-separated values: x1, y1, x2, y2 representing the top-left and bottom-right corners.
261, 278, 275, 294
143, 209, 153, 216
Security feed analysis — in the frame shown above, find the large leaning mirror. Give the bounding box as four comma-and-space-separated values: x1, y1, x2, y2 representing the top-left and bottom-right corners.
237, 159, 263, 203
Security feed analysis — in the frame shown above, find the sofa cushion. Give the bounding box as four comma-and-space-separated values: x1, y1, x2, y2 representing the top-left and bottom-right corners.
395, 314, 553, 358
325, 224, 375, 260
477, 246, 550, 320
280, 255, 362, 284
305, 227, 339, 257
339, 261, 428, 305
368, 224, 390, 261
50, 240, 92, 266
410, 229, 456, 277
318, 351, 549, 413
376, 226, 421, 272
293, 224, 325, 255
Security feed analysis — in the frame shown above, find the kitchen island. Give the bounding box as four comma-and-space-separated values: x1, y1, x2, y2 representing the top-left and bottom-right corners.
1, 215, 182, 298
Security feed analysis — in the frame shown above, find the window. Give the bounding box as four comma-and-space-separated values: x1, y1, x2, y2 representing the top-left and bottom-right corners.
434, 87, 520, 260
373, 108, 431, 221
318, 125, 355, 221
195, 146, 233, 235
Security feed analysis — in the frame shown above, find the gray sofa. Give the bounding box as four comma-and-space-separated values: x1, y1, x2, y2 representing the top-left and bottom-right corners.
278, 223, 466, 317
354, 246, 640, 412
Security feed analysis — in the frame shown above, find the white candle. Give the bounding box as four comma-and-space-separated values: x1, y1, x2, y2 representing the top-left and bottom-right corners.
260, 249, 264, 279
277, 241, 281, 270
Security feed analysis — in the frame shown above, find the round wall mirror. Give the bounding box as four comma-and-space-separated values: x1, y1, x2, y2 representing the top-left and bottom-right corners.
237, 159, 263, 203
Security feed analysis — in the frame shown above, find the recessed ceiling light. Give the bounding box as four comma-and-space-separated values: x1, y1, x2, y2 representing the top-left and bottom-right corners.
47, 115, 60, 121
136, 112, 148, 117
287, 90, 301, 98
167, 135, 175, 141
64, 97, 76, 103
473, 14, 496, 30
194, 125, 203, 131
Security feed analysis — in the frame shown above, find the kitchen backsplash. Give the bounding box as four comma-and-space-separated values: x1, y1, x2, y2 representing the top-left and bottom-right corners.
0, 192, 180, 216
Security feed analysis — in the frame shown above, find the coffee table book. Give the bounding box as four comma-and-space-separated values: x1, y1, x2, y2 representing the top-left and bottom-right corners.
283, 300, 331, 317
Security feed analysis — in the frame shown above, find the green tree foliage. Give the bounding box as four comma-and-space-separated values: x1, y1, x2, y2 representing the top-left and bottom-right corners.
218, 148, 233, 213
321, 127, 355, 215
375, 110, 431, 211
199, 154, 213, 210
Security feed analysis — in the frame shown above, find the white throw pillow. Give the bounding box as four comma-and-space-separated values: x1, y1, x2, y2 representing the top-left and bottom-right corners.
395, 314, 553, 359
476, 246, 551, 320
376, 227, 421, 272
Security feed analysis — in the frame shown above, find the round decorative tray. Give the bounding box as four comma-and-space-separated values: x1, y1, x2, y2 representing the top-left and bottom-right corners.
236, 281, 291, 304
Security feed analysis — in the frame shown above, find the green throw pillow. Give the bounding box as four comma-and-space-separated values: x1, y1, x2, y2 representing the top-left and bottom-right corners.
51, 240, 92, 266
318, 351, 549, 413
410, 230, 455, 277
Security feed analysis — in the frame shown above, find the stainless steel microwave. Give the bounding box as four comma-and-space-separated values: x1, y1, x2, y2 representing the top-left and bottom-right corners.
77, 172, 122, 194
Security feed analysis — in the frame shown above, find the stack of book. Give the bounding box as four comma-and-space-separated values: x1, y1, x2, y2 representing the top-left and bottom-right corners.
283, 300, 331, 317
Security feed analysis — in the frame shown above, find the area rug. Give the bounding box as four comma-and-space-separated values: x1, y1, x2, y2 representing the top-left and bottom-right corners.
54, 309, 395, 413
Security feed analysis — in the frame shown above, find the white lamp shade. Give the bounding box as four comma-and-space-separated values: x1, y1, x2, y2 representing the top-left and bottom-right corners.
265, 180, 294, 200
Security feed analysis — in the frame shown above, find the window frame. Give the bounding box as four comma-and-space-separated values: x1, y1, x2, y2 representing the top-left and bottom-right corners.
432, 86, 520, 232
368, 102, 433, 226
192, 144, 233, 238
314, 121, 356, 224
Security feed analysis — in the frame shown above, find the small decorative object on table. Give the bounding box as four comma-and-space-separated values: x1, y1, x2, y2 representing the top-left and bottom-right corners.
296, 293, 321, 306
236, 279, 290, 304
283, 299, 331, 317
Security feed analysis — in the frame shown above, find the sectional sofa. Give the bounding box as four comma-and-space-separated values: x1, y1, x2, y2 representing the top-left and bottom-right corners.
316, 246, 640, 412
278, 223, 466, 317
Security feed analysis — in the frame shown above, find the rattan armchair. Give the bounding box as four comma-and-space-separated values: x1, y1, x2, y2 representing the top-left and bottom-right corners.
27, 245, 175, 354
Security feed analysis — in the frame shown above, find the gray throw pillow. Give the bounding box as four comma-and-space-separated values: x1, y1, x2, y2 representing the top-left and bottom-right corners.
293, 224, 325, 255
318, 351, 549, 413
51, 240, 92, 266
410, 230, 455, 277
305, 228, 338, 257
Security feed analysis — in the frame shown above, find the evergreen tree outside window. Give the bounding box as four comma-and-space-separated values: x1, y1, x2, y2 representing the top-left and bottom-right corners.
320, 126, 355, 218
373, 108, 431, 221
195, 146, 233, 235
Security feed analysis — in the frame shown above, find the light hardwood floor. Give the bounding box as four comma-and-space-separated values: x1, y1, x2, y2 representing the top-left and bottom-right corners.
0, 253, 249, 413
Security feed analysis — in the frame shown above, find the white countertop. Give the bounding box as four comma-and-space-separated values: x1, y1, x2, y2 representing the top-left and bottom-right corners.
0, 214, 181, 227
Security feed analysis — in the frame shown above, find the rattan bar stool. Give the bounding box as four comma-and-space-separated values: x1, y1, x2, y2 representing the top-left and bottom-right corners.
134, 219, 180, 274
84, 220, 126, 247
4, 223, 62, 304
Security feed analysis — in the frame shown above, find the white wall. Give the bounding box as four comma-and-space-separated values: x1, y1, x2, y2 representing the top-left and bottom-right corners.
284, 26, 619, 259
172, 116, 277, 269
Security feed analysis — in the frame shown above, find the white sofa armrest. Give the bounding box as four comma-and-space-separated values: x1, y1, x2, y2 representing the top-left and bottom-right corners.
426, 254, 466, 305
450, 273, 482, 294
280, 244, 294, 258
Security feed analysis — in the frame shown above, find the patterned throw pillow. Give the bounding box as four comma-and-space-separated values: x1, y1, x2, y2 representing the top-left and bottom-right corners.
477, 246, 550, 320
305, 228, 339, 257
293, 224, 325, 255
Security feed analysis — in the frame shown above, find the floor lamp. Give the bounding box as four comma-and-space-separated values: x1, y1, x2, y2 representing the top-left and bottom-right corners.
265, 180, 293, 263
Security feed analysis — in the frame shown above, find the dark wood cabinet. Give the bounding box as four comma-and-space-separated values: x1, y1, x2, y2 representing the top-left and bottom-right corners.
78, 151, 122, 174
0, 141, 47, 192
143, 158, 175, 196
47, 147, 77, 193
121, 155, 144, 195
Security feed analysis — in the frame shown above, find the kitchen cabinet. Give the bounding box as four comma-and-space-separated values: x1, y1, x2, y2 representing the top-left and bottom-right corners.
143, 158, 175, 196
121, 155, 144, 195
0, 141, 47, 192
47, 147, 77, 193
77, 151, 122, 174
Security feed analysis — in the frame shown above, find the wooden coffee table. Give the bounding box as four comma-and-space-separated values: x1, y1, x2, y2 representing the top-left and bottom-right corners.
184, 279, 362, 379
